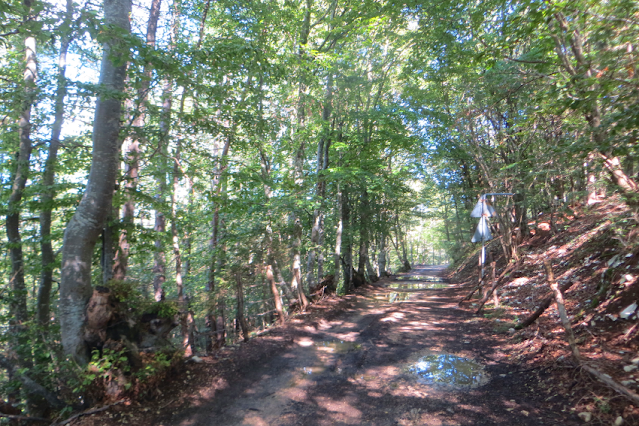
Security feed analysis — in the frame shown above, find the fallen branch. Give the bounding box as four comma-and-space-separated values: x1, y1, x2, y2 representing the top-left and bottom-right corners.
544, 260, 639, 406
459, 281, 482, 305
0, 354, 66, 410
0, 413, 49, 422
50, 399, 126, 426
515, 279, 575, 329
580, 364, 639, 405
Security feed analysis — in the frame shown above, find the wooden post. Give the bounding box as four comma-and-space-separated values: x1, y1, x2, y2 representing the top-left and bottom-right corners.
491, 258, 499, 307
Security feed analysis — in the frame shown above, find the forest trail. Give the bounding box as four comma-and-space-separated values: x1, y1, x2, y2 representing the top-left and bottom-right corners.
162, 266, 577, 426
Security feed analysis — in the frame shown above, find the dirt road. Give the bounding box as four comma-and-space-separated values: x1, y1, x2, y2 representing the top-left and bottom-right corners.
166, 266, 576, 426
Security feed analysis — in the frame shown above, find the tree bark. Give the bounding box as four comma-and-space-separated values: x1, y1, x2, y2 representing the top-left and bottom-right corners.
266, 265, 285, 325
333, 186, 343, 287
7, 12, 37, 331
341, 187, 353, 292
59, 0, 131, 364
235, 272, 250, 342
113, 0, 162, 281
291, 217, 309, 309
206, 135, 231, 351
37, 0, 72, 326
171, 140, 192, 356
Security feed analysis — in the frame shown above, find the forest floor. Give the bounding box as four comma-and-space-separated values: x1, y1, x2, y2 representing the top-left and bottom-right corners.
73, 267, 585, 426
70, 200, 639, 426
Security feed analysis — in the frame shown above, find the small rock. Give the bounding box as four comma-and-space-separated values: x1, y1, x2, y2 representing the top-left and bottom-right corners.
189, 356, 204, 363
631, 357, 639, 364
577, 412, 592, 422
621, 380, 635, 386
623, 365, 637, 372
508, 328, 516, 334
615, 416, 624, 426
521, 410, 529, 416
446, 407, 454, 414
620, 302, 637, 320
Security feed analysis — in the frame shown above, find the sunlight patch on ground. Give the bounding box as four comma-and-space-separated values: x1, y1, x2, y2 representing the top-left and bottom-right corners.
296, 337, 314, 346
381, 312, 405, 322
315, 396, 362, 422
241, 414, 269, 426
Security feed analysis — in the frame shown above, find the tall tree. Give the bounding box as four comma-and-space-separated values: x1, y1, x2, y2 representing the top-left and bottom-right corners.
37, 0, 73, 327
59, 0, 131, 364
6, 0, 37, 335
113, 0, 163, 280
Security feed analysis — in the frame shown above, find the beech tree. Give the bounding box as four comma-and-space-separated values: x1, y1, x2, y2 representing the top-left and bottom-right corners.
59, 0, 132, 364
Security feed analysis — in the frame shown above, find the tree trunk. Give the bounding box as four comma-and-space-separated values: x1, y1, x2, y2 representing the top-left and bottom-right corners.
37, 0, 72, 327
113, 0, 162, 281
59, 0, 131, 364
341, 187, 353, 292
7, 18, 36, 331
235, 272, 250, 342
266, 265, 285, 325
171, 140, 192, 357
152, 79, 173, 302
378, 232, 387, 277
333, 187, 343, 288
291, 217, 309, 309
206, 136, 231, 351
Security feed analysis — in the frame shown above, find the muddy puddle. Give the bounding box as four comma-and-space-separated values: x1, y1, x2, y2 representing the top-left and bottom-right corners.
387, 282, 447, 290
314, 340, 362, 353
407, 353, 489, 389
395, 275, 447, 282
368, 291, 413, 303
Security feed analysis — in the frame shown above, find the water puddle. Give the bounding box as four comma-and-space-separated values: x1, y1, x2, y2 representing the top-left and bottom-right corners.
387, 282, 447, 290
315, 341, 362, 354
407, 353, 489, 389
370, 292, 413, 303
365, 291, 413, 304
395, 275, 447, 282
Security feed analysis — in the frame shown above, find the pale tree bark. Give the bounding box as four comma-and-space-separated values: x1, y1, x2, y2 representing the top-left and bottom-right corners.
152, 79, 172, 302
341, 187, 354, 292
38, 0, 72, 326
5, 5, 37, 414
7, 19, 36, 330
291, 217, 309, 309
206, 136, 231, 350
113, 0, 162, 280
265, 265, 285, 325
289, 0, 312, 299
59, 0, 131, 364
378, 231, 387, 277
171, 140, 192, 356
152, 3, 181, 302
258, 145, 289, 321
306, 73, 332, 290
333, 186, 343, 287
